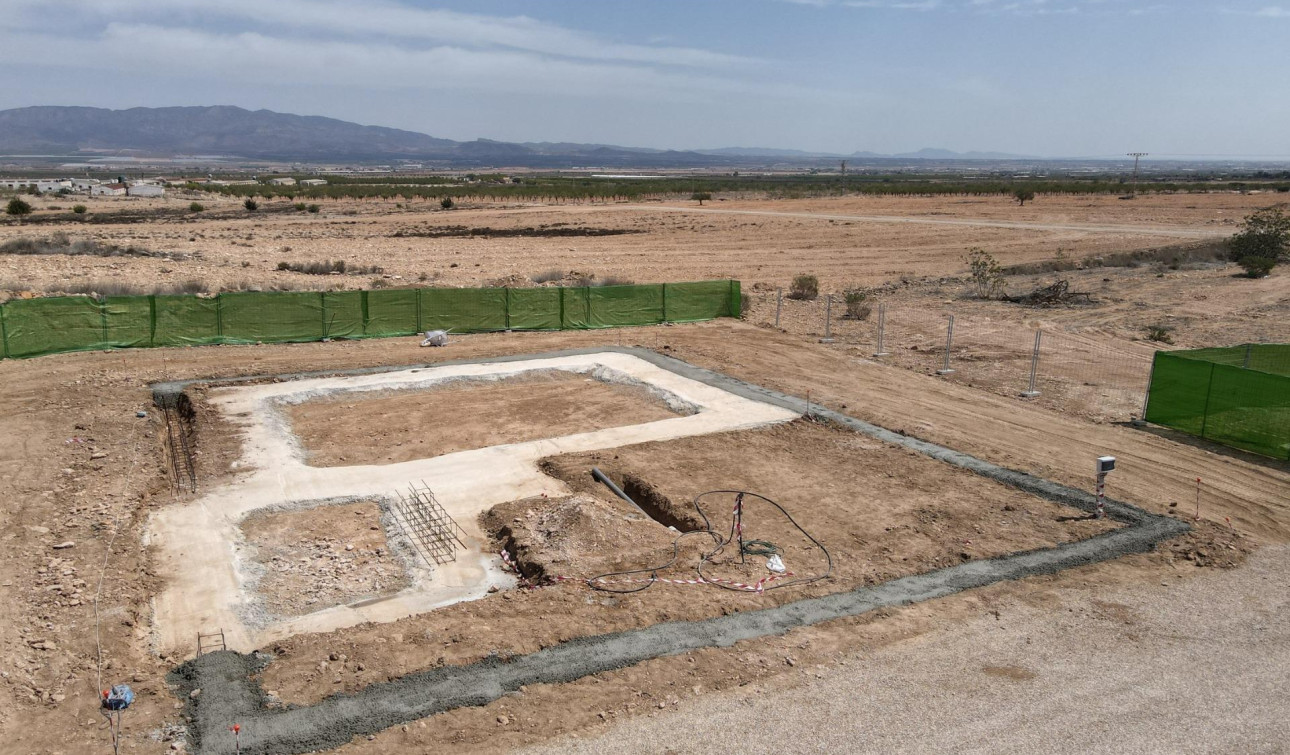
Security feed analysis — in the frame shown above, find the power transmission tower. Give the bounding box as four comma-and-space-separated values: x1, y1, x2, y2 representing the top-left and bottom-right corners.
840, 159, 847, 177
1127, 152, 1148, 194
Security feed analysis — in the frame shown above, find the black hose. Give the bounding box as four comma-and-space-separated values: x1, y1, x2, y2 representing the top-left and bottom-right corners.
587, 489, 832, 595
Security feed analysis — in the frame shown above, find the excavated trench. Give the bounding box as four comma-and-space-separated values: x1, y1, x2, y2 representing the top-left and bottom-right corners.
163, 347, 1191, 755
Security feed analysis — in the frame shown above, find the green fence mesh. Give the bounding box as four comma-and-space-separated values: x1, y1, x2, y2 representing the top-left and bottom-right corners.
1144, 345, 1290, 460
0, 280, 741, 361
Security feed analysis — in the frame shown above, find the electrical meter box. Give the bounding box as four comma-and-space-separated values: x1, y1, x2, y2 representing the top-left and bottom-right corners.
1096, 456, 1116, 474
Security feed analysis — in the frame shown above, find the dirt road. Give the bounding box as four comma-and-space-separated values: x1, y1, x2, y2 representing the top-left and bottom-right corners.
630, 204, 1231, 239
522, 543, 1290, 755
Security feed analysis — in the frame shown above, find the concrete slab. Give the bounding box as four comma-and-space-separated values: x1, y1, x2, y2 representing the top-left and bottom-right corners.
148, 352, 799, 655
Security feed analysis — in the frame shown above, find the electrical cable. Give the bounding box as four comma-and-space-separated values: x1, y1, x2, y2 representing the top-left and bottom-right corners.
587, 489, 832, 594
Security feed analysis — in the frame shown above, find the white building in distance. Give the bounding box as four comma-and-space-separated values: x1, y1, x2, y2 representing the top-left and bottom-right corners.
127, 183, 165, 197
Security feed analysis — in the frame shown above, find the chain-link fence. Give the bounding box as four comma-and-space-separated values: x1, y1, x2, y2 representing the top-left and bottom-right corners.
752, 289, 1158, 422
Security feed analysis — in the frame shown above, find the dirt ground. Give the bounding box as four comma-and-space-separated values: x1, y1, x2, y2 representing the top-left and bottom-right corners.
0, 192, 1276, 298
0, 192, 1286, 753
530, 420, 1119, 588
238, 501, 409, 621
287, 372, 683, 467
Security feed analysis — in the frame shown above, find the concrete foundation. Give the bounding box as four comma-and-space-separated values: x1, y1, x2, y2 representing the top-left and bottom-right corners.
147, 352, 798, 655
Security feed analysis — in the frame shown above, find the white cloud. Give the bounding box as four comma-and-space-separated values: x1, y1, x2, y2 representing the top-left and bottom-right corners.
13, 0, 756, 69
0, 21, 823, 106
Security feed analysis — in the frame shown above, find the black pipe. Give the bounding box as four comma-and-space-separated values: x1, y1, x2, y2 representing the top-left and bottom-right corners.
591, 467, 648, 516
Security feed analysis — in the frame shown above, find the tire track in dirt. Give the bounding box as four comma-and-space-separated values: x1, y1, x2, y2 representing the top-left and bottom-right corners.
626, 204, 1229, 239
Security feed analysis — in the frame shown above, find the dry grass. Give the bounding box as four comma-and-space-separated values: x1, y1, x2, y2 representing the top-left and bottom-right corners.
0, 233, 174, 258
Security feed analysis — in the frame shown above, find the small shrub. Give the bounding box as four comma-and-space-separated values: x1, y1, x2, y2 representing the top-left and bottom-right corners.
1146, 324, 1174, 344
1228, 207, 1288, 277
596, 275, 634, 287
72, 204, 87, 214
531, 269, 564, 284
369, 277, 391, 289
788, 274, 819, 301
294, 202, 307, 211
739, 292, 751, 318
5, 198, 32, 216
189, 202, 205, 212
440, 197, 455, 210
306, 204, 320, 213
842, 287, 872, 320
1235, 255, 1277, 278
965, 247, 1005, 299
243, 199, 259, 212
276, 259, 381, 275
176, 279, 208, 294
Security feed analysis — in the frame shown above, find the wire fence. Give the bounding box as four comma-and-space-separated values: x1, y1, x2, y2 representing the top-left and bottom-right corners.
752, 289, 1159, 422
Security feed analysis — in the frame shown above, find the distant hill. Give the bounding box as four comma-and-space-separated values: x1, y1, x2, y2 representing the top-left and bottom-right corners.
0, 105, 1035, 166
0, 105, 735, 167
0, 105, 462, 160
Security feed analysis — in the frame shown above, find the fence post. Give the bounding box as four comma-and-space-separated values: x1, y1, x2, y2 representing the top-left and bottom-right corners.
1022, 330, 1042, 397
148, 294, 157, 348
215, 294, 225, 343
873, 304, 889, 357
774, 288, 783, 328
1198, 362, 1217, 440
1139, 357, 1156, 421
1243, 343, 1252, 369
99, 296, 109, 348
937, 314, 956, 375
820, 294, 834, 343
0, 302, 8, 359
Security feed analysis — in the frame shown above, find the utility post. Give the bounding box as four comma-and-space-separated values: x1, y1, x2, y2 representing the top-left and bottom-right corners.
1127, 153, 1148, 194
1095, 456, 1116, 519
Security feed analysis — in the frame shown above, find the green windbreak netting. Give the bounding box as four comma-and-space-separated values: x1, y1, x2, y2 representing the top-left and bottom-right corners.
560, 287, 592, 329
420, 287, 508, 332
154, 295, 221, 348
588, 284, 665, 329
0, 280, 740, 360
506, 288, 562, 330
3, 296, 105, 358
1145, 345, 1290, 460
666, 280, 739, 322
365, 289, 420, 337
219, 291, 325, 344
321, 291, 364, 340
102, 296, 152, 349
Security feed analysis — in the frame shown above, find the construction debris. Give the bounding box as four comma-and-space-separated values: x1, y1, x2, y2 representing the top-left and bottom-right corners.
1005, 279, 1093, 307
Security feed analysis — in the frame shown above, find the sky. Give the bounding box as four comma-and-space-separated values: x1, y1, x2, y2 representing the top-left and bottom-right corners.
0, 0, 1287, 157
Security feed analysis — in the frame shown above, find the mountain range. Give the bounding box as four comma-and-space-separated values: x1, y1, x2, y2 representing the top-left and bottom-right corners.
0, 105, 1033, 166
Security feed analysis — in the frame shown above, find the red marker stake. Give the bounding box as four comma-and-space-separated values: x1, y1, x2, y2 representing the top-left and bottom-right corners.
231, 724, 241, 754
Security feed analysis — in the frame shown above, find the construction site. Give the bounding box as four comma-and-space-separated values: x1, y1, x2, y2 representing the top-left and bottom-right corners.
0, 192, 1287, 754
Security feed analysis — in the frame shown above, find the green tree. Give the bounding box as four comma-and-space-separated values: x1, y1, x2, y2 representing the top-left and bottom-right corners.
1013, 188, 1036, 206
1228, 207, 1289, 277
440, 197, 455, 210
5, 197, 32, 217
243, 198, 259, 212
691, 191, 712, 206
965, 247, 1005, 299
